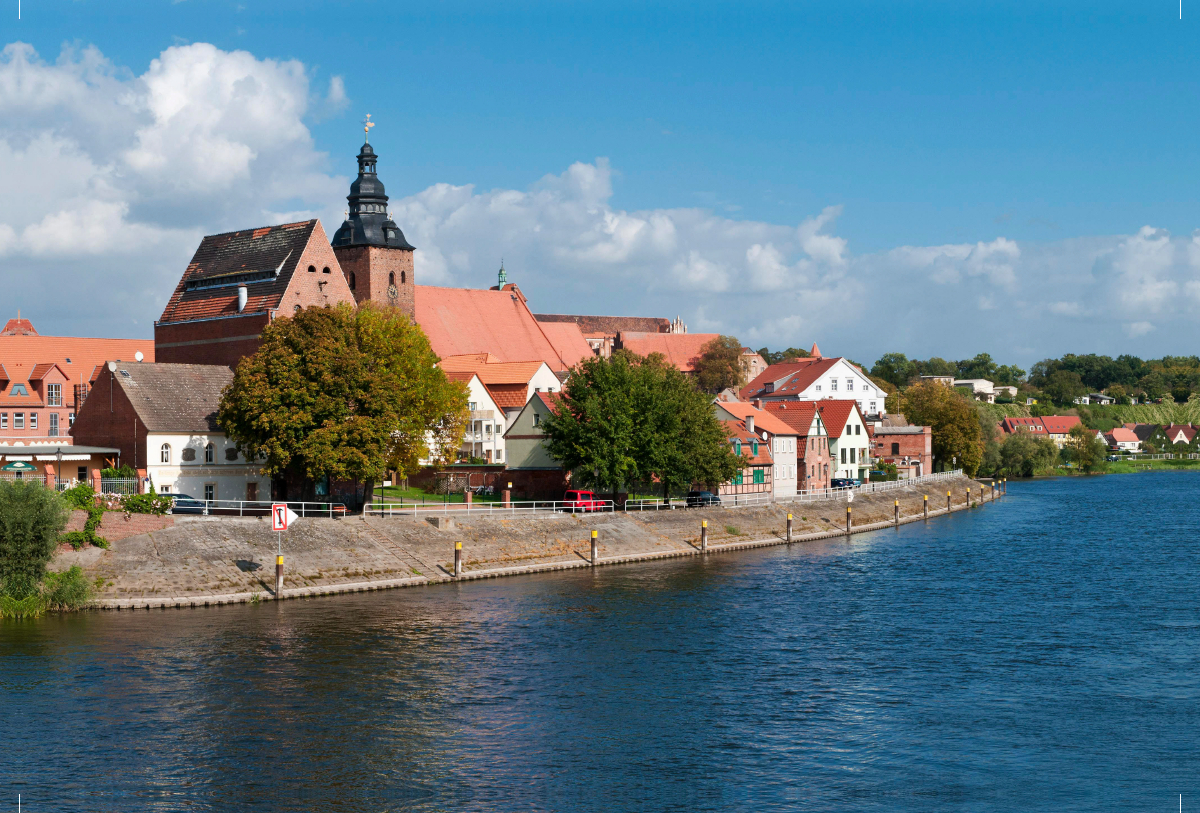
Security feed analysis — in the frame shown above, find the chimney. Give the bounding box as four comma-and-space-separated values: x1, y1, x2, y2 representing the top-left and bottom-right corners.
237, 285, 248, 313
746, 413, 755, 434
752, 398, 762, 409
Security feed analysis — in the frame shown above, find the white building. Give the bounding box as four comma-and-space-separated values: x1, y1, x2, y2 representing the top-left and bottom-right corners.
741, 344, 889, 418
71, 362, 269, 502
445, 372, 507, 463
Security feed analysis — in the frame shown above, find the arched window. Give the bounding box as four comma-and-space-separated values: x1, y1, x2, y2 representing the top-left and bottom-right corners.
401, 271, 406, 284
322, 266, 330, 274
308, 265, 316, 273
204, 443, 215, 464
349, 272, 356, 290
293, 304, 301, 313
389, 272, 395, 286
160, 443, 170, 463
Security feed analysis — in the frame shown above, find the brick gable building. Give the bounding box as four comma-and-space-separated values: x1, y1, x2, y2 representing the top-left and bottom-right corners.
154, 220, 355, 367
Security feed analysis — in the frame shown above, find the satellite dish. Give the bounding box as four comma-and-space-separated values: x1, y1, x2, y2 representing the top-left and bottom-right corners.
135, 351, 144, 362
107, 361, 117, 372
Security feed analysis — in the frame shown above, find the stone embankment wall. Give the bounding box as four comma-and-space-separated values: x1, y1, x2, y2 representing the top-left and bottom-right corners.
54, 475, 996, 609
63, 510, 174, 544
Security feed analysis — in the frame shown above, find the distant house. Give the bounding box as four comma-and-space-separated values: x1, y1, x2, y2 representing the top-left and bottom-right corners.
1163, 424, 1198, 446
996, 415, 1081, 448
994, 385, 1019, 399
714, 401, 799, 499
799, 399, 872, 481
1077, 392, 1114, 406
438, 355, 564, 440
953, 379, 997, 403
533, 313, 687, 359
740, 348, 768, 381
1104, 427, 1140, 452
741, 344, 889, 418
443, 373, 507, 464
502, 391, 570, 500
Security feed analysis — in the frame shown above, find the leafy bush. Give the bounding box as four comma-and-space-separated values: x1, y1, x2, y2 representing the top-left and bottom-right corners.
61, 482, 95, 510
42, 566, 93, 610
119, 493, 173, 515
58, 483, 107, 550
0, 480, 70, 603
101, 465, 137, 479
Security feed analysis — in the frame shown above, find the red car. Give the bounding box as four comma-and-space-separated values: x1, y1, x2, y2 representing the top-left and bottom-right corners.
563, 489, 604, 512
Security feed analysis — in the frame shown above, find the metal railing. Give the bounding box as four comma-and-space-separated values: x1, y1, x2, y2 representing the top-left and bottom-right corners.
100, 478, 140, 495
169, 498, 349, 518
368, 498, 616, 517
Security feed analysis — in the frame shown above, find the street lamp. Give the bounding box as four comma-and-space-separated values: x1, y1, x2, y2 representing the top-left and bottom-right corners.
55, 447, 62, 491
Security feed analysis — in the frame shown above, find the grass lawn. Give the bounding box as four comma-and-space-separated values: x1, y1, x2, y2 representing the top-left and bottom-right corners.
1103, 458, 1200, 474
373, 484, 503, 503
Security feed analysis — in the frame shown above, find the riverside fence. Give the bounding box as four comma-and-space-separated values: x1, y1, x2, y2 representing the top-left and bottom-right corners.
367, 469, 966, 517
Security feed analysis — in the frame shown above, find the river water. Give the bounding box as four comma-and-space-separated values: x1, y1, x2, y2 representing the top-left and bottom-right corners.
2, 473, 1198, 811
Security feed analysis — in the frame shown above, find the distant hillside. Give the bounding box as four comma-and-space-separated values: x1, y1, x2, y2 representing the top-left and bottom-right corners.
1101, 399, 1200, 425
976, 403, 1031, 423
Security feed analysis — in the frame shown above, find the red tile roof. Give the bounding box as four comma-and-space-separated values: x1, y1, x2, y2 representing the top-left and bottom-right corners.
1108, 427, 1139, 443
415, 285, 572, 370
1165, 424, 1198, 442
159, 220, 326, 324
537, 390, 565, 416
1039, 415, 1082, 435
812, 400, 864, 439
0, 334, 154, 410
536, 320, 594, 368
615, 332, 720, 373
484, 384, 529, 411
763, 401, 822, 436
998, 417, 1046, 434
721, 420, 774, 465
741, 358, 841, 400
0, 318, 38, 336
438, 356, 548, 385
716, 401, 799, 437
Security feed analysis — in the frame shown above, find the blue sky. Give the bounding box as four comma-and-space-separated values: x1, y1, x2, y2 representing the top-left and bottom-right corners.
1, 1, 1198, 366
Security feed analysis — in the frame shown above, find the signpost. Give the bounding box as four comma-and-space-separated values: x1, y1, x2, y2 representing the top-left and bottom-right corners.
271, 503, 299, 596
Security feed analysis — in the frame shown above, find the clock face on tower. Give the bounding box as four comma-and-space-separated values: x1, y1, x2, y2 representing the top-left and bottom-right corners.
388, 284, 399, 303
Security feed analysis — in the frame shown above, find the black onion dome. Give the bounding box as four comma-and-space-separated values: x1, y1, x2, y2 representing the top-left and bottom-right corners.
331, 142, 415, 250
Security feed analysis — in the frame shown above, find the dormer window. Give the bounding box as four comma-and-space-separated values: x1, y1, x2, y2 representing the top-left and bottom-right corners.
10, 383, 27, 396
734, 440, 742, 456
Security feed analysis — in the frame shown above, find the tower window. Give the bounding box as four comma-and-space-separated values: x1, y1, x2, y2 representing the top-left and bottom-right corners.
322, 266, 330, 274
401, 271, 406, 284
308, 265, 316, 273
389, 272, 395, 286
349, 272, 356, 290
293, 305, 301, 313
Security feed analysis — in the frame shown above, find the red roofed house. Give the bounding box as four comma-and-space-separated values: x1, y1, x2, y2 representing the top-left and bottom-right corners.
761, 401, 832, 491
155, 219, 355, 367
870, 426, 933, 478
1103, 427, 1141, 452
438, 354, 563, 427
1038, 415, 1083, 447
717, 419, 774, 499
534, 313, 687, 359
740, 344, 889, 419
502, 391, 572, 499
610, 331, 721, 373
0, 316, 154, 445
805, 399, 872, 481
715, 401, 799, 498
1163, 424, 1198, 446
996, 416, 1050, 437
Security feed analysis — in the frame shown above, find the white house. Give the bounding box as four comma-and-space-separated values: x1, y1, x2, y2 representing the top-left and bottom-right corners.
741, 344, 889, 418
71, 363, 269, 503
714, 401, 800, 499
954, 379, 997, 403
816, 400, 872, 481
444, 372, 508, 464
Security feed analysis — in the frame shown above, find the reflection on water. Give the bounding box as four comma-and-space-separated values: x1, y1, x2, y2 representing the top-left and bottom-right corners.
3, 472, 1199, 811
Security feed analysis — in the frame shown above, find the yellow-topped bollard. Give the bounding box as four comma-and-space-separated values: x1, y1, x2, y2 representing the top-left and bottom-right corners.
923, 494, 929, 520
275, 555, 284, 596
786, 513, 793, 543
454, 541, 463, 577
701, 519, 708, 552
590, 529, 599, 565
894, 498, 899, 526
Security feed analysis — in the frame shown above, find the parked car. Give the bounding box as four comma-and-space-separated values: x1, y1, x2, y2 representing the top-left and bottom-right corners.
563, 489, 604, 512
830, 478, 856, 488
1106, 455, 1120, 462
169, 494, 207, 515
686, 490, 721, 507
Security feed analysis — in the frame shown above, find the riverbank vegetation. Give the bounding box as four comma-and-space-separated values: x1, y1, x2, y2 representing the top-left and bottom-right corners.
0, 480, 94, 617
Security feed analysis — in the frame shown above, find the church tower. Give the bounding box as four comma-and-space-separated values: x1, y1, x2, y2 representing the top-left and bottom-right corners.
331, 116, 416, 317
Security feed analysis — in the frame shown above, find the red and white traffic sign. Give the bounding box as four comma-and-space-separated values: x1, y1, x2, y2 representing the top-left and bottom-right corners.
272, 503, 299, 531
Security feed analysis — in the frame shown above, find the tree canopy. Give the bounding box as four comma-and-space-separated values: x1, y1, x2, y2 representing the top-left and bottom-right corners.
693, 335, 748, 393
0, 480, 69, 602
217, 303, 468, 491
756, 346, 811, 365
542, 351, 741, 498
898, 381, 985, 475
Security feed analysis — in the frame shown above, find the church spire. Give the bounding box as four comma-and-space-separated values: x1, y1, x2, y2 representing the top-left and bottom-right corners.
497, 260, 507, 287
331, 117, 415, 250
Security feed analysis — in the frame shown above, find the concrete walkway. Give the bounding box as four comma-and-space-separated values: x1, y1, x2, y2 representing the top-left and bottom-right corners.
60, 476, 1003, 611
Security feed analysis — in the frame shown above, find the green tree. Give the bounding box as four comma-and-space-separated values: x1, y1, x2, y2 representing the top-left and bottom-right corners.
870, 353, 917, 388
993, 364, 1027, 386
543, 352, 740, 500
693, 335, 747, 393
899, 381, 985, 474
913, 356, 957, 377
1107, 383, 1129, 405
1043, 369, 1087, 406
217, 303, 468, 499
1063, 423, 1107, 472
0, 480, 70, 601
756, 347, 810, 365
997, 432, 1060, 477
956, 353, 999, 381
